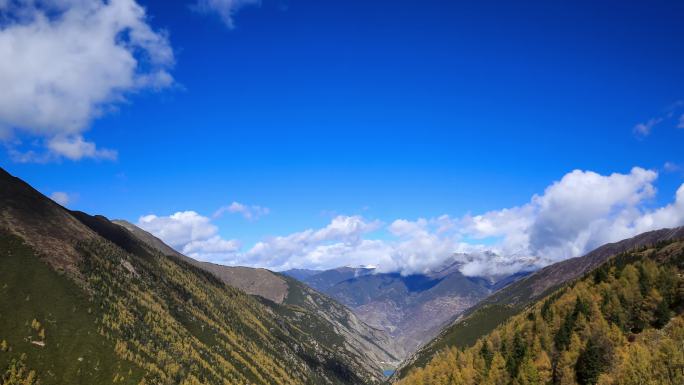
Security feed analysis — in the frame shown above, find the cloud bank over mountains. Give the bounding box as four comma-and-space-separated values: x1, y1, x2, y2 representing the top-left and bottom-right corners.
138, 167, 684, 277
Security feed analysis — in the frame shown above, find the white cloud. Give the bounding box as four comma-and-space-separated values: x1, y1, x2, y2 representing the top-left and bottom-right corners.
47, 135, 118, 161
135, 168, 684, 277
629, 184, 684, 234
664, 162, 680, 173
137, 211, 241, 261
49, 191, 70, 206
633, 118, 662, 137
457, 251, 537, 278
0, 0, 174, 161
192, 0, 259, 28
214, 201, 270, 221
459, 167, 682, 268
243, 215, 384, 269
633, 102, 684, 137
139, 211, 217, 248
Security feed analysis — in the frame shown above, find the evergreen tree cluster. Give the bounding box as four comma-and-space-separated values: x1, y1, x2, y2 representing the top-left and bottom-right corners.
398, 240, 684, 385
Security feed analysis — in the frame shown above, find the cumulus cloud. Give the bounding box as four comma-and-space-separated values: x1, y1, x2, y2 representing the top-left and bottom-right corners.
460, 167, 681, 267
214, 201, 270, 221
679, 114, 684, 129
136, 168, 684, 277
138, 211, 241, 261
0, 0, 174, 161
243, 215, 384, 269
192, 0, 259, 28
49, 191, 70, 206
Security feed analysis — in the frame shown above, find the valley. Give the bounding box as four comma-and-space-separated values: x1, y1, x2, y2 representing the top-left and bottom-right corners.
1, 167, 683, 385
1, 1, 682, 384
284, 262, 531, 357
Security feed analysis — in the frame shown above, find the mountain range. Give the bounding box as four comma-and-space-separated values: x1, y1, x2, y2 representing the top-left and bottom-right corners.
284, 260, 531, 357
2, 165, 683, 385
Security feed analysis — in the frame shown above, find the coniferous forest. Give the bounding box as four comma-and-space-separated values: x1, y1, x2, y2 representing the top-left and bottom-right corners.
397, 240, 684, 385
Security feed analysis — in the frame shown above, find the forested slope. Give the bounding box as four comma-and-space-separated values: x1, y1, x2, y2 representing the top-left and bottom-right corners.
0, 167, 385, 385
396, 238, 684, 385
396, 227, 684, 378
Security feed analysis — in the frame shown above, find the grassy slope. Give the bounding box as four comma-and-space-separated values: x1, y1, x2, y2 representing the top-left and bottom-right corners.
0, 233, 141, 385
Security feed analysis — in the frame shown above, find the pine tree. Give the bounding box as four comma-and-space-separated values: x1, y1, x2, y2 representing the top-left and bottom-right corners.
575, 339, 608, 385
486, 353, 509, 385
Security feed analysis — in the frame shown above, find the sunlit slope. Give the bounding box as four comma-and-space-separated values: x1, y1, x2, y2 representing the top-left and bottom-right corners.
395, 237, 684, 385
395, 226, 684, 378
0, 167, 384, 385
115, 219, 401, 378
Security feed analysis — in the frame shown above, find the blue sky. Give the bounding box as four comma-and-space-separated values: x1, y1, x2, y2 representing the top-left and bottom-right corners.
1, 0, 684, 272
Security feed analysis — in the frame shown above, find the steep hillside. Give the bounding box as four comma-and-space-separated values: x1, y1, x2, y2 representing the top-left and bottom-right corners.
0, 168, 389, 384
115, 220, 402, 372
395, 237, 684, 385
276, 276, 402, 371
291, 263, 528, 357
114, 219, 289, 304
397, 226, 684, 378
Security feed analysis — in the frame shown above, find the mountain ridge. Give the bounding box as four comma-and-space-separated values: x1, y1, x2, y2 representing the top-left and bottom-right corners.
394, 233, 684, 384
394, 225, 684, 380
0, 167, 396, 384
287, 260, 530, 358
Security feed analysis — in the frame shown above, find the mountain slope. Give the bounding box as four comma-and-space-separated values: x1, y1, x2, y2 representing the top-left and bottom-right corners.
290, 263, 529, 357
0, 167, 389, 384
395, 235, 684, 384
114, 220, 290, 304
395, 226, 684, 379
114, 219, 402, 372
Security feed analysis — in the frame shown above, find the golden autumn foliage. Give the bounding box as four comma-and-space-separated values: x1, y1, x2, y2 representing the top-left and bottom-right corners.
2, 231, 373, 385
398, 241, 684, 385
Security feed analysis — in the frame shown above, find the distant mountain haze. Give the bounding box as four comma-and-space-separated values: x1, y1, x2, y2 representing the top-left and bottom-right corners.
284, 260, 531, 357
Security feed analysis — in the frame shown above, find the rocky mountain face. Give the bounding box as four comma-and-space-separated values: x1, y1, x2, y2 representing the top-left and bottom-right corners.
395, 225, 684, 379
285, 263, 530, 358
0, 167, 397, 384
